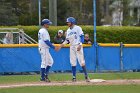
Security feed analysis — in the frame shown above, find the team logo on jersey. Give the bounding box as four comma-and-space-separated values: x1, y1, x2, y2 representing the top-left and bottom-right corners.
68, 32, 77, 36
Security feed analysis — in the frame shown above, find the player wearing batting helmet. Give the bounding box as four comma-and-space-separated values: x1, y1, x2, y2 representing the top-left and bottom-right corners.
38, 19, 58, 82
58, 17, 90, 82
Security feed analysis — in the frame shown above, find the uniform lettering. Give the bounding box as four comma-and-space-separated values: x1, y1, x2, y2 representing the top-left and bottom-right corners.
68, 32, 77, 36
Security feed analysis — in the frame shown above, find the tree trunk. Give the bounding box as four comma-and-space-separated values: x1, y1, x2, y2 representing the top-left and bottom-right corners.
49, 0, 57, 26
96, 0, 102, 25
122, 0, 130, 25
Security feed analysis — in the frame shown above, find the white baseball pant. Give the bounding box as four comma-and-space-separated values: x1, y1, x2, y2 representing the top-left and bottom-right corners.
39, 48, 53, 68
70, 45, 85, 66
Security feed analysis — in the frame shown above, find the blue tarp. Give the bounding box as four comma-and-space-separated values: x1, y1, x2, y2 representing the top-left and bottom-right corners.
0, 46, 140, 72
0, 46, 96, 72
123, 47, 140, 70
98, 46, 120, 71
0, 48, 40, 72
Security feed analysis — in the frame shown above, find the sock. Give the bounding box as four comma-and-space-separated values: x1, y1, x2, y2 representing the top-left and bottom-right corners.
82, 66, 88, 78
45, 66, 51, 76
41, 68, 45, 80
72, 66, 76, 79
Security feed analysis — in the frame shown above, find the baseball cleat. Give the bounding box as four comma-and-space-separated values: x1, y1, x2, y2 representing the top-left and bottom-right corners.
40, 78, 45, 81
45, 78, 51, 82
85, 77, 90, 82
72, 78, 76, 82
45, 76, 51, 82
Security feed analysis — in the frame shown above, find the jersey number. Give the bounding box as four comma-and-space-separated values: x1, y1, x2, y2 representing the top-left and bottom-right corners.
38, 33, 41, 40
75, 35, 77, 39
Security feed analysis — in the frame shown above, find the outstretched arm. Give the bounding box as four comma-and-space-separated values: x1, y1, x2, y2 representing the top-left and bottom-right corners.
44, 40, 55, 49
44, 40, 59, 51
57, 39, 69, 51
60, 39, 69, 47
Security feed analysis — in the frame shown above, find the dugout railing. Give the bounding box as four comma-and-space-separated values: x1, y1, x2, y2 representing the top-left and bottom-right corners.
0, 28, 37, 44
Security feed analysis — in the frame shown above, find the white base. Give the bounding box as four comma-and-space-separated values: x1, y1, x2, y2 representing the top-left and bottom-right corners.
90, 79, 106, 83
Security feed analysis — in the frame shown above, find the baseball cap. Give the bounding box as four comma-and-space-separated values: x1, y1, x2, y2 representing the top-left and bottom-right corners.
58, 30, 63, 34
41, 19, 52, 25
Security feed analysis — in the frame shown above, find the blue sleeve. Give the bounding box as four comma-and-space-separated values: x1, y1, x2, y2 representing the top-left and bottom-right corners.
44, 40, 55, 49
66, 39, 70, 44
80, 35, 84, 43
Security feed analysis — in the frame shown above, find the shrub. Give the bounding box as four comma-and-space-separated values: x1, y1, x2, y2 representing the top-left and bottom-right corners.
0, 26, 140, 44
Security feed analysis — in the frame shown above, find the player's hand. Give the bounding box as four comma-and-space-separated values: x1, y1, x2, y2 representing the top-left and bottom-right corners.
88, 41, 92, 44
55, 46, 59, 51
60, 44, 64, 47
54, 44, 64, 51
77, 45, 81, 51
55, 46, 61, 51
57, 46, 62, 51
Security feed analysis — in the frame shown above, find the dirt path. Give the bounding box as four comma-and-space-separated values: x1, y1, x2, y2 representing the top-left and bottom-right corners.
0, 79, 140, 89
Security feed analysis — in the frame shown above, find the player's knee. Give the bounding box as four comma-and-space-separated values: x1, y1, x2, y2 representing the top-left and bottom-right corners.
81, 63, 85, 66
48, 61, 53, 66
41, 64, 46, 68
71, 63, 76, 66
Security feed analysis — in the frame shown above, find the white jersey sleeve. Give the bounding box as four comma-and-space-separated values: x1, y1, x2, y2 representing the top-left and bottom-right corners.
77, 26, 84, 36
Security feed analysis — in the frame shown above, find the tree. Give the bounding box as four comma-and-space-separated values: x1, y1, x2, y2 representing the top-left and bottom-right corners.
49, 0, 57, 26
57, 0, 69, 25
17, 0, 39, 25
0, 0, 18, 25
96, 0, 102, 25
122, 0, 130, 25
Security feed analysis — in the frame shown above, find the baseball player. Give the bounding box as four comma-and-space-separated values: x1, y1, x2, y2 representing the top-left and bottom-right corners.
59, 17, 90, 82
38, 19, 58, 82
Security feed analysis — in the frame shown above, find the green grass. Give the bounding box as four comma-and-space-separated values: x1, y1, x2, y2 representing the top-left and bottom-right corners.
0, 72, 140, 93
0, 72, 140, 84
0, 85, 140, 93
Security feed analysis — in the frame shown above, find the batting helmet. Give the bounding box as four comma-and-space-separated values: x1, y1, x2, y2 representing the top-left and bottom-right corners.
66, 17, 76, 24
41, 19, 52, 26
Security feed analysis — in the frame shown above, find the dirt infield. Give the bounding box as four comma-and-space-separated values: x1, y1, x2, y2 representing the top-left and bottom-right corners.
0, 79, 140, 89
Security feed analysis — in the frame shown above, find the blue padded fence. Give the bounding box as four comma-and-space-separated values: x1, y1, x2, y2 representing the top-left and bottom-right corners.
0, 48, 40, 72
123, 47, 140, 70
98, 46, 121, 71
0, 44, 140, 72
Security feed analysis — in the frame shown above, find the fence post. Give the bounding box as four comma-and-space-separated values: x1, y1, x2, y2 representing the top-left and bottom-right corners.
95, 43, 99, 72
19, 29, 25, 44
120, 42, 124, 72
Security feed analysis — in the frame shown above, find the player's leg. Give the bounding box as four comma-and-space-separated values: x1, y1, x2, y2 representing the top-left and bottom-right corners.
40, 68, 45, 81
70, 46, 77, 82
45, 48, 54, 82
76, 46, 90, 82
39, 48, 47, 81
82, 66, 90, 82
